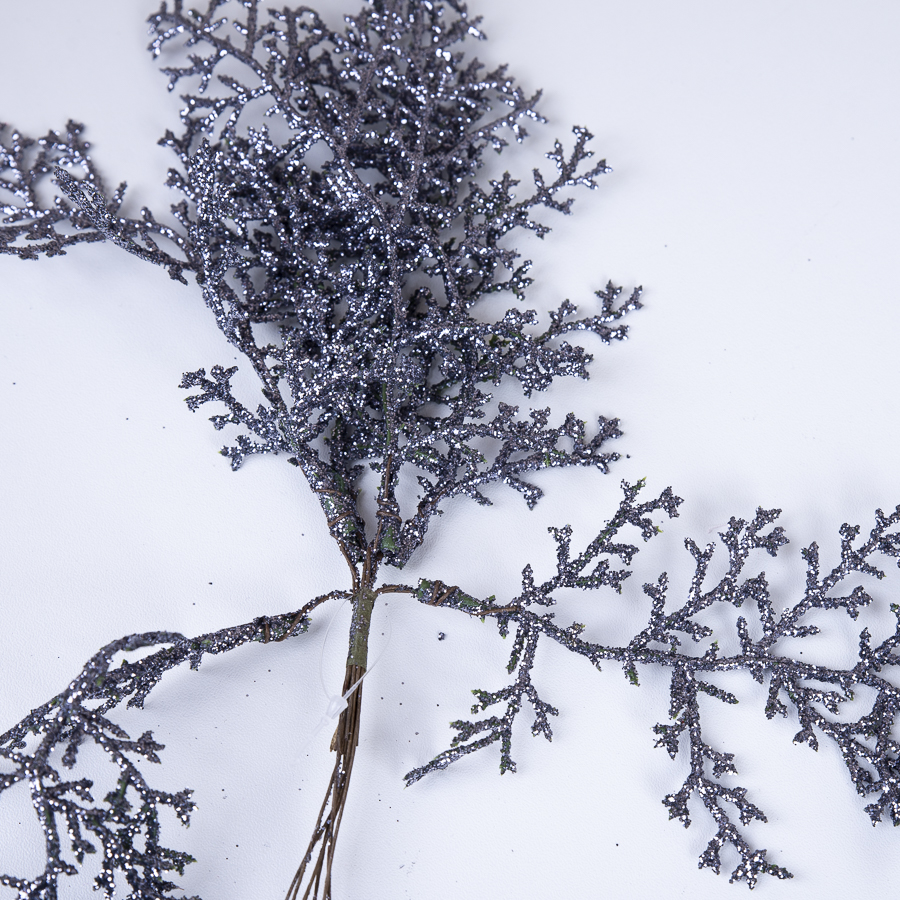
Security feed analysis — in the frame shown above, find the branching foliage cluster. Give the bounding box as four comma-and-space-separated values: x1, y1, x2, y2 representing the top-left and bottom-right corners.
2, 0, 900, 897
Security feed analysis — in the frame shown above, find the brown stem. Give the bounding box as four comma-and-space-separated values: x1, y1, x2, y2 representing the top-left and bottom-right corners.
285, 583, 376, 900
376, 583, 416, 595
285, 662, 365, 900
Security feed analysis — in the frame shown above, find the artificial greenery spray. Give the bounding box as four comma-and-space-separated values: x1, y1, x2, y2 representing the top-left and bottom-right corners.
2, 2, 900, 897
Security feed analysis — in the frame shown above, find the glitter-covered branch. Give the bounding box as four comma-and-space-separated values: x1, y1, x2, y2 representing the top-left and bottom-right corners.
407, 496, 900, 886
3, 1, 900, 897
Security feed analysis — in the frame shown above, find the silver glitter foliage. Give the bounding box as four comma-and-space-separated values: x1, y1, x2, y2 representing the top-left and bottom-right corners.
408, 496, 900, 886
3, 0, 900, 895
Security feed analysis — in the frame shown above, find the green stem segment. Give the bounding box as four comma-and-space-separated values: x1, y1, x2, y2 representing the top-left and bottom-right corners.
347, 587, 377, 670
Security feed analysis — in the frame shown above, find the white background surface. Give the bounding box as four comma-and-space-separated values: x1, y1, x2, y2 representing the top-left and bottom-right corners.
2, 1, 900, 897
